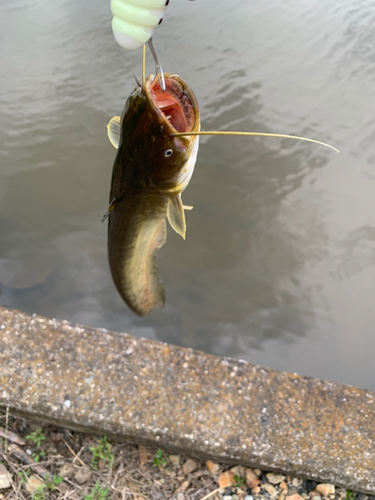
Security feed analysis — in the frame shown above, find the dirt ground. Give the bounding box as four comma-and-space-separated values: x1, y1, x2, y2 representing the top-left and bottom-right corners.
0, 409, 368, 500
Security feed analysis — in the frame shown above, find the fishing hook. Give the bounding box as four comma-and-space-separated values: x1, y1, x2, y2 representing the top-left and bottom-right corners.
132, 69, 142, 88
148, 37, 166, 92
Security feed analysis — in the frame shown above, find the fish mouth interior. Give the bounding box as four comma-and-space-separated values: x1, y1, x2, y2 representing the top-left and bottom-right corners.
150, 77, 194, 133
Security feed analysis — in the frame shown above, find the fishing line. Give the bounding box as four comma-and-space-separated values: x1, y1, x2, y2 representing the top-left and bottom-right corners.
142, 44, 146, 86
171, 131, 339, 153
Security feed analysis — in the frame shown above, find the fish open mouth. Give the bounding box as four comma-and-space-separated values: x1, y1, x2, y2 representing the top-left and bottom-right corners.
149, 76, 195, 133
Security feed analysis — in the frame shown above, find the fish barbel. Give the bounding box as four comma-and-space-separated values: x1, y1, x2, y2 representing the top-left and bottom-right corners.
106, 73, 200, 316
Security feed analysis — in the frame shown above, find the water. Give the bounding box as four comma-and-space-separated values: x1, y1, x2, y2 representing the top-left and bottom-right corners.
1, 0, 375, 390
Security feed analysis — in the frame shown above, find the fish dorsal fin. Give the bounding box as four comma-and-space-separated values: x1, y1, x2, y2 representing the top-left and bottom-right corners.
107, 116, 121, 149
167, 194, 186, 239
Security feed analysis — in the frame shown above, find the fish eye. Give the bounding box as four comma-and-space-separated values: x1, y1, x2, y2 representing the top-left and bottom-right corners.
164, 149, 173, 157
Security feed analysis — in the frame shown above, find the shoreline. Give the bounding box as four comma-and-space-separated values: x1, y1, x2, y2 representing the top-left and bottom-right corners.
1, 307, 375, 495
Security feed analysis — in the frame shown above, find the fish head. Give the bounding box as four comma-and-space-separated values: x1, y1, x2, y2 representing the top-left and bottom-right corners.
112, 74, 200, 195
142, 73, 200, 194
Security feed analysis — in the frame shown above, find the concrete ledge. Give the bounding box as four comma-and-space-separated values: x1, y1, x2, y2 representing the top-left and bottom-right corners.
0, 307, 374, 493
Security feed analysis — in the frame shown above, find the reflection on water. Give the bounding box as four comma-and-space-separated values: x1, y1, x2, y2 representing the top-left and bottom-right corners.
1, 0, 375, 390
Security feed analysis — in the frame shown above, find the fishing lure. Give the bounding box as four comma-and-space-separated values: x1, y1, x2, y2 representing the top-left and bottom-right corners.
111, 0, 168, 90
111, 0, 168, 50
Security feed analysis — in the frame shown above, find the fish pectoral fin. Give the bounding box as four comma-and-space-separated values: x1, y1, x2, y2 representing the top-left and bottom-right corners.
101, 198, 117, 224
107, 116, 121, 149
167, 195, 186, 239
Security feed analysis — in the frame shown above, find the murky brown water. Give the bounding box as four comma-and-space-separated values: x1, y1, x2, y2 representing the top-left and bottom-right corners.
1, 0, 375, 390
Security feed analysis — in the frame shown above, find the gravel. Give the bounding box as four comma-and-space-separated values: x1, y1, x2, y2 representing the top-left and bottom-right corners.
0, 409, 374, 500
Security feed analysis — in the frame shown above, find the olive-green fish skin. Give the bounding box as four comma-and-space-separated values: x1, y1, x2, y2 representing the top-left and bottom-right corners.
107, 74, 200, 316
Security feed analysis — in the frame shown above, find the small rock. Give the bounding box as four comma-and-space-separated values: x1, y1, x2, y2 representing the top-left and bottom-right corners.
286, 495, 303, 500
252, 486, 261, 494
245, 496, 254, 500
253, 469, 262, 476
182, 459, 198, 475
280, 482, 288, 490
236, 488, 247, 497
74, 465, 92, 484
25, 475, 44, 495
59, 463, 75, 480
207, 460, 220, 475
175, 480, 190, 493
169, 454, 180, 466
218, 471, 235, 489
81, 487, 91, 498
266, 473, 286, 485
0, 465, 11, 490
316, 485, 335, 497
50, 431, 63, 443
230, 466, 244, 478
223, 496, 233, 500
138, 445, 148, 466
0, 493, 5, 500
58, 482, 70, 494
98, 459, 106, 470
279, 494, 286, 500
309, 494, 322, 500
245, 469, 261, 489
82, 437, 95, 448
264, 484, 278, 498
191, 470, 209, 479
177, 494, 184, 500
292, 479, 302, 488
232, 495, 240, 500
337, 490, 347, 499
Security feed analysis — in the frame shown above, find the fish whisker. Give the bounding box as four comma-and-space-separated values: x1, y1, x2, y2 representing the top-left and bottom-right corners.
171, 131, 339, 153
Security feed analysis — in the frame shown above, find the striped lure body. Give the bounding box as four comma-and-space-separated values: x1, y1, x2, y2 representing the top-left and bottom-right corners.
111, 0, 169, 49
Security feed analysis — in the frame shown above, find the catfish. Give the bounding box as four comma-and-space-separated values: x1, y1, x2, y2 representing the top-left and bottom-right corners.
105, 73, 200, 316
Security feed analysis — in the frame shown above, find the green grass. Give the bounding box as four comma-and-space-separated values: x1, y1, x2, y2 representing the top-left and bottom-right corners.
153, 448, 167, 467
45, 473, 64, 490
17, 468, 31, 486
344, 490, 355, 500
18, 472, 64, 500
32, 449, 46, 463
90, 436, 114, 470
25, 428, 48, 462
31, 484, 47, 500
84, 482, 110, 500
26, 429, 46, 448
234, 474, 246, 488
